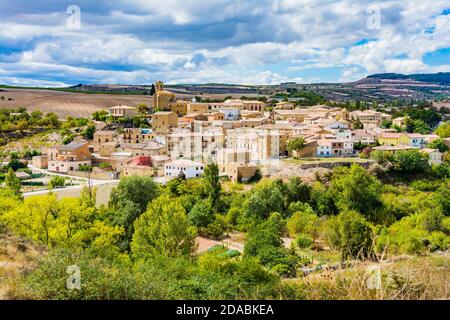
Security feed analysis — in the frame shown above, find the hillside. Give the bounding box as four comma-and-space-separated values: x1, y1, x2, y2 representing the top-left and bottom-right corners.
368, 72, 450, 85
1, 72, 449, 118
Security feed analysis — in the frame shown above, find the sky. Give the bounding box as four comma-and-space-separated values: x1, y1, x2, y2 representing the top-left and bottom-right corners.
0, 0, 450, 87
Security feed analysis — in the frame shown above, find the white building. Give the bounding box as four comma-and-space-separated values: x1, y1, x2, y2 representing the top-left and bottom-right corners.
164, 159, 205, 179
421, 148, 443, 166
316, 139, 354, 157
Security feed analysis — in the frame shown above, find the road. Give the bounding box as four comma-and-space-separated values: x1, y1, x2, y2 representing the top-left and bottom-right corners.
23, 165, 119, 205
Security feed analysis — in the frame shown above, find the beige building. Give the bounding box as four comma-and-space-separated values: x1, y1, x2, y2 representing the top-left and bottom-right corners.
169, 100, 188, 116
275, 101, 295, 110
225, 163, 258, 182
226, 128, 280, 162
48, 141, 92, 173
167, 128, 225, 162
117, 141, 167, 157
187, 102, 209, 114
32, 155, 48, 169
121, 128, 155, 144
152, 111, 178, 133
153, 81, 176, 110
120, 156, 155, 177
98, 142, 118, 157
93, 131, 114, 152
109, 105, 138, 118
350, 110, 392, 128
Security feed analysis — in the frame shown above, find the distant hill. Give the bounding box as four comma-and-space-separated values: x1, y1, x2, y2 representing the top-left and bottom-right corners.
367, 72, 450, 85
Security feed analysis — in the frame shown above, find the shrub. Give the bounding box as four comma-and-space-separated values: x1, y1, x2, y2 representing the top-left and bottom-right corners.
286, 206, 319, 238
295, 234, 313, 249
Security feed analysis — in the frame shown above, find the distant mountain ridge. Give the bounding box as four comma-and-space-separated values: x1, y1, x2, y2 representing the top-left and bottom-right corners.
367, 72, 450, 85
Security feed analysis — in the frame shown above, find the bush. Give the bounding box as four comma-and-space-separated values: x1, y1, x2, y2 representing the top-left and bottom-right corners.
393, 150, 429, 173
286, 205, 318, 237
428, 232, 449, 251
295, 234, 313, 249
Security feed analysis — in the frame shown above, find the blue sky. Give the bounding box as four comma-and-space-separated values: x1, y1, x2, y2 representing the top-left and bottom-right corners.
0, 0, 449, 86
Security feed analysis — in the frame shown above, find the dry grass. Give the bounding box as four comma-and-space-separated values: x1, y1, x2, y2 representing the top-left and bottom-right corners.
288, 254, 450, 300
0, 231, 44, 300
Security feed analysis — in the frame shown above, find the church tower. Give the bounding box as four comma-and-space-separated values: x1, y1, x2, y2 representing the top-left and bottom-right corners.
155, 80, 164, 92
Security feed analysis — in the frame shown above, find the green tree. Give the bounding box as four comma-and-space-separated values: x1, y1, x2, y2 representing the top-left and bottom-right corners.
285, 177, 311, 204
137, 103, 149, 114
337, 211, 373, 260
131, 195, 197, 259
428, 138, 449, 153
5, 168, 21, 194
48, 176, 65, 189
188, 199, 214, 229
243, 180, 285, 221
81, 124, 96, 140
393, 150, 429, 173
109, 175, 160, 213
329, 165, 382, 219
435, 121, 450, 138
287, 137, 306, 155
286, 205, 319, 238
203, 163, 221, 208
108, 175, 160, 249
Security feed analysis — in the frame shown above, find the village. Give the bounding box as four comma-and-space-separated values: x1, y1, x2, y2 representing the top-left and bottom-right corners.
24, 80, 446, 190
27, 83, 448, 185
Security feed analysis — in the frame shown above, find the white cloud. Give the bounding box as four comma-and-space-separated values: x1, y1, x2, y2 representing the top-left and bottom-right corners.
0, 0, 449, 85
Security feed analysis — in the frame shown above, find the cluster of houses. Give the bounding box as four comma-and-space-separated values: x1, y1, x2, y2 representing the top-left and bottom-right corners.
31, 81, 446, 182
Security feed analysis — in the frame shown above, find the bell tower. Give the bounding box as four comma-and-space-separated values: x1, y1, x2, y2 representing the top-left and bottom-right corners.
155, 80, 164, 92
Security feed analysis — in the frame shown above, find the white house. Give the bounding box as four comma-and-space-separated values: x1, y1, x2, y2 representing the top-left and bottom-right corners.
317, 139, 332, 156
421, 148, 443, 166
164, 159, 205, 179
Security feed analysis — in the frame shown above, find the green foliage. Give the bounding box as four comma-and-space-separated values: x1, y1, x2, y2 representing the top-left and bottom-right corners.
370, 150, 394, 164
188, 199, 215, 229
108, 175, 160, 249
325, 211, 373, 260
393, 150, 429, 172
244, 213, 300, 277
329, 165, 382, 220
131, 195, 197, 259
310, 182, 338, 216
48, 176, 65, 189
5, 168, 21, 194
295, 234, 313, 249
243, 179, 285, 221
435, 121, 450, 138
16, 247, 282, 300
287, 137, 306, 153
81, 124, 96, 140
1, 194, 123, 250
109, 175, 160, 213
91, 110, 109, 121
428, 138, 449, 152
203, 163, 221, 208
62, 133, 75, 145
7, 158, 26, 171
285, 177, 311, 204
286, 204, 319, 238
